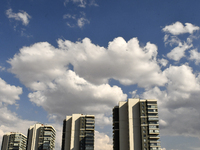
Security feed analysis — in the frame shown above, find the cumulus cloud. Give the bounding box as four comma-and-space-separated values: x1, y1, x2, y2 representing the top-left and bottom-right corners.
0, 78, 22, 106
158, 58, 168, 67
58, 37, 167, 86
0, 107, 35, 142
7, 37, 169, 129
6, 9, 31, 26
189, 49, 200, 65
28, 70, 126, 124
163, 22, 199, 35
8, 37, 167, 88
8, 33, 200, 145
164, 65, 200, 93
94, 131, 112, 150
163, 22, 199, 61
0, 107, 62, 150
167, 42, 192, 61
142, 64, 200, 138
0, 78, 35, 148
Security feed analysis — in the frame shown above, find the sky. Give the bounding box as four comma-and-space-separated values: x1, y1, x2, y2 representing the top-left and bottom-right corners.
1, 0, 200, 150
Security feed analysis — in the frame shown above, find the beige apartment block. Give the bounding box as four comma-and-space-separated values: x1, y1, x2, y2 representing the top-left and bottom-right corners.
113, 98, 161, 150
1, 132, 27, 150
61, 114, 95, 150
26, 124, 56, 150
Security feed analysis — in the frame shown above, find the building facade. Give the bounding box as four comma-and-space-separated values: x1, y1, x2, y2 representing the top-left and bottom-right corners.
1, 132, 27, 150
112, 98, 161, 150
61, 114, 95, 150
26, 124, 56, 150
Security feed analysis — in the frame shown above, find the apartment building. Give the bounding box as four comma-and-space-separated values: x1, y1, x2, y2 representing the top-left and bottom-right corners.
26, 124, 56, 150
1, 132, 27, 150
112, 98, 161, 150
61, 114, 95, 150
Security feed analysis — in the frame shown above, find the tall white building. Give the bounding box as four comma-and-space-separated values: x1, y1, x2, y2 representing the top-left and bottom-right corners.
26, 124, 56, 150
1, 132, 27, 150
113, 98, 161, 150
61, 114, 95, 150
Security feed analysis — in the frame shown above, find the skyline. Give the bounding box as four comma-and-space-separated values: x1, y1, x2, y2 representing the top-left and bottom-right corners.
1, 0, 200, 150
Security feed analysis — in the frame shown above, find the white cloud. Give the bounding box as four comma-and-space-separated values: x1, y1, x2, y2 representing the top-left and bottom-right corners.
0, 107, 62, 150
0, 78, 22, 106
158, 58, 168, 67
64, 0, 87, 7
6, 9, 31, 26
77, 17, 90, 28
129, 90, 139, 98
8, 34, 200, 145
163, 22, 199, 35
166, 42, 192, 61
0, 66, 5, 71
58, 37, 167, 87
164, 65, 200, 93
0, 78, 36, 149
164, 35, 181, 46
0, 107, 35, 139
8, 41, 127, 124
64, 0, 98, 7
189, 49, 200, 65
8, 37, 167, 88
27, 70, 126, 125
94, 131, 112, 150
142, 64, 200, 138
7, 37, 168, 128
164, 24, 197, 62
63, 12, 89, 28
63, 14, 76, 20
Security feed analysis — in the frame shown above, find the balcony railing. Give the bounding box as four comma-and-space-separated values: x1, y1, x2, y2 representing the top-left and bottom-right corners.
148, 117, 159, 121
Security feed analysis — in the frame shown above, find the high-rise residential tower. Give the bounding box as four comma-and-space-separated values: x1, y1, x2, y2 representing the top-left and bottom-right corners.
112, 98, 161, 150
26, 124, 56, 150
1, 132, 27, 150
61, 114, 95, 150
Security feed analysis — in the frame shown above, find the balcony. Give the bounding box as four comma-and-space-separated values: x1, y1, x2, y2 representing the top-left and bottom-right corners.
147, 109, 158, 113
149, 129, 159, 134
149, 125, 159, 129
148, 117, 159, 121
149, 135, 160, 139
149, 143, 161, 147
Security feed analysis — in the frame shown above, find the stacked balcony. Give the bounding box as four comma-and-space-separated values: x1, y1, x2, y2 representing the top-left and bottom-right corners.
147, 101, 161, 150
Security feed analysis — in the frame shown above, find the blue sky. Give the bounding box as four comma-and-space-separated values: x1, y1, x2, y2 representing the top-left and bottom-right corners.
1, 0, 200, 150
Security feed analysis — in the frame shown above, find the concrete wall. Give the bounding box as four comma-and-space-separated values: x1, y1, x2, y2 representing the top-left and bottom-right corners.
119, 101, 129, 150
1, 134, 9, 150
70, 114, 81, 150
28, 124, 41, 150
128, 98, 141, 150
64, 116, 72, 150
